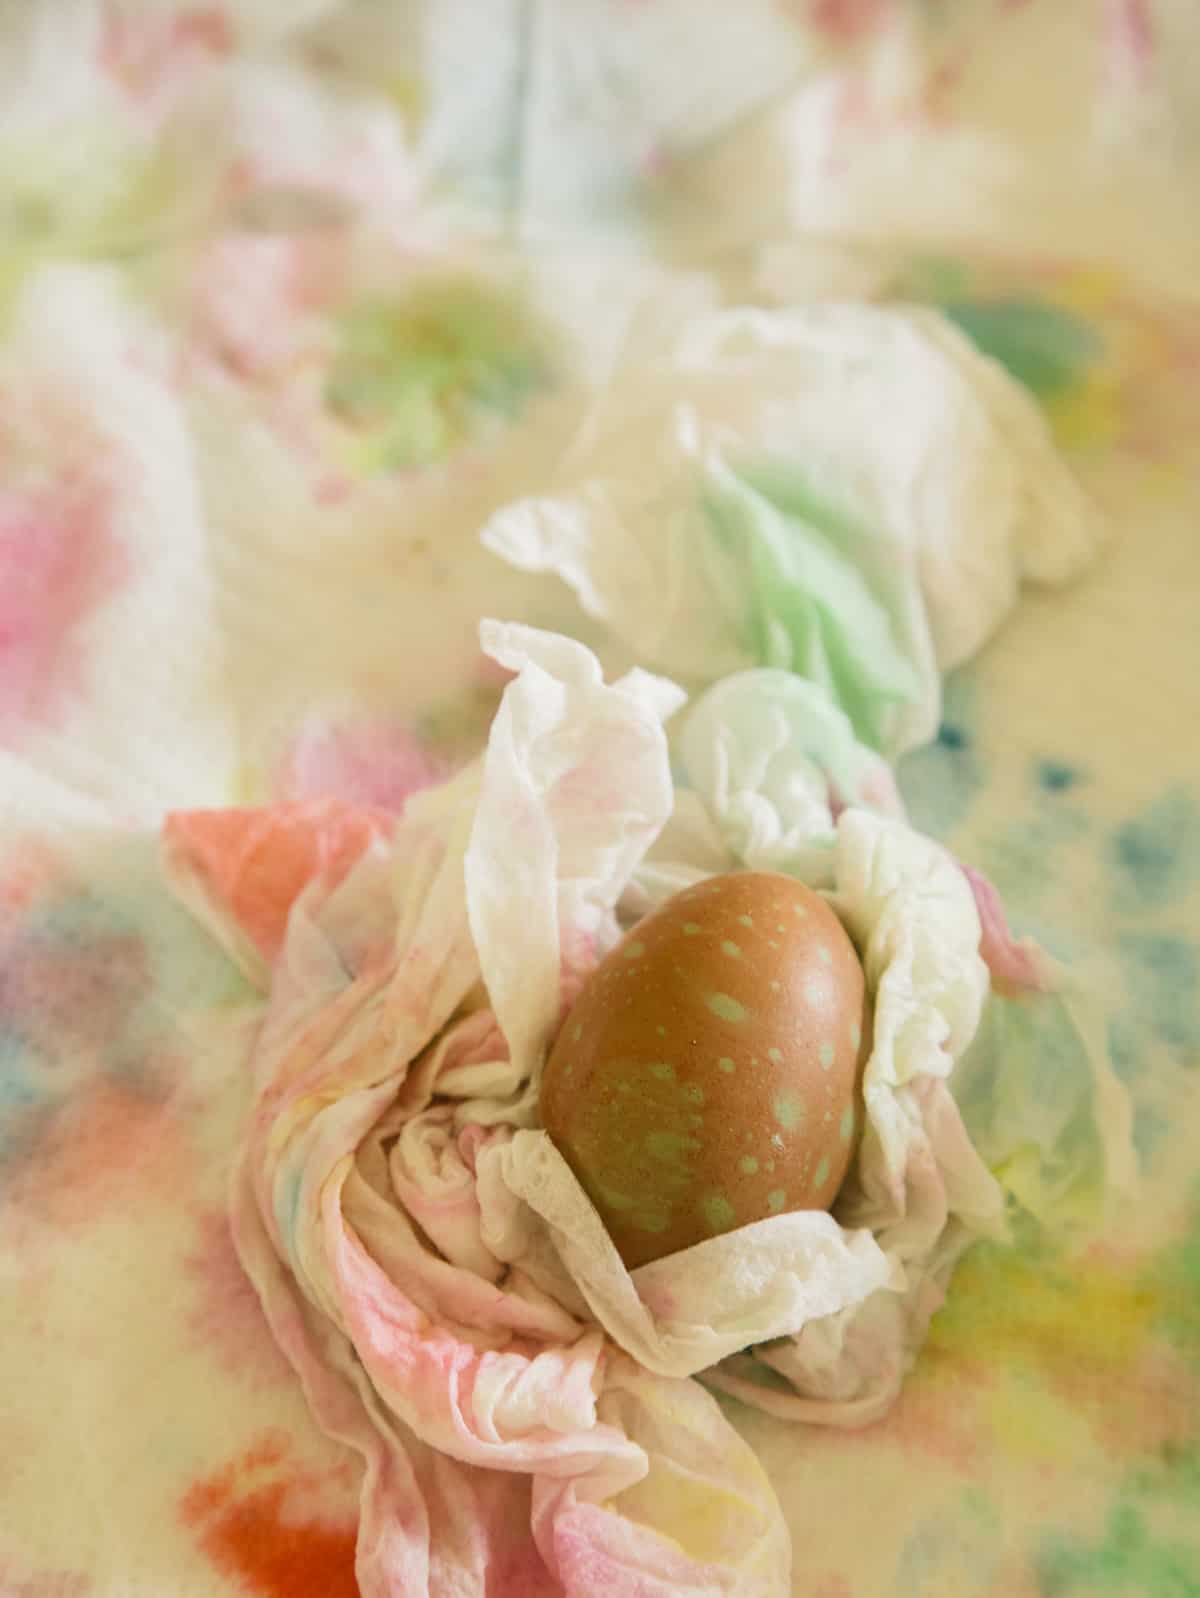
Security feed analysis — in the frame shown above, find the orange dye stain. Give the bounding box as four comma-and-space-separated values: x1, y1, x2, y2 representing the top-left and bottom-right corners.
164, 800, 393, 965
181, 1433, 360, 1598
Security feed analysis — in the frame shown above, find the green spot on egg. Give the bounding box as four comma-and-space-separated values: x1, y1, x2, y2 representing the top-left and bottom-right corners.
624, 940, 645, 960
707, 992, 748, 1023
633, 1209, 670, 1235
738, 914, 754, 928
767, 1189, 787, 1213
702, 1192, 736, 1232
768, 1047, 783, 1064
656, 1025, 667, 1036
851, 1019, 863, 1050
650, 1062, 676, 1083
683, 1083, 706, 1106
573, 1023, 583, 1042
683, 922, 702, 936
817, 946, 832, 965
814, 1155, 831, 1189
805, 977, 825, 1005
645, 1130, 701, 1161
774, 1094, 805, 1132
717, 1056, 736, 1073
721, 940, 742, 958
819, 1041, 835, 1070
739, 1155, 759, 1175
840, 1105, 855, 1142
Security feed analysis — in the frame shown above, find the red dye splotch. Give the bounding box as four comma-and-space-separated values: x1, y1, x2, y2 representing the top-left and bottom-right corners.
183, 1209, 295, 1386
181, 1433, 360, 1598
164, 799, 394, 966
278, 716, 445, 814
0, 482, 128, 742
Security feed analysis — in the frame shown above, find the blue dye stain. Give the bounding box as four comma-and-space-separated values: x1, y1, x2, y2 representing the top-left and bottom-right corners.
897, 671, 983, 840
1038, 758, 1082, 793
938, 298, 1104, 400
1111, 788, 1199, 912
1118, 933, 1200, 1061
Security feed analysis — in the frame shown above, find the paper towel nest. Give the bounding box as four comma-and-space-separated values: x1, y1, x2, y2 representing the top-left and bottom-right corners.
165, 621, 1124, 1595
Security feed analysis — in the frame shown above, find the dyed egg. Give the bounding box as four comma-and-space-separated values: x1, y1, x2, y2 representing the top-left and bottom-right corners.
540, 872, 868, 1270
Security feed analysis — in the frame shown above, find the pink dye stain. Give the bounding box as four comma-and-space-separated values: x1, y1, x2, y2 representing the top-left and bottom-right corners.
0, 484, 128, 741
100, 7, 232, 116
803, 0, 891, 44
164, 799, 395, 966
0, 924, 150, 1060
278, 717, 445, 814
1106, 0, 1155, 78
4, 1071, 197, 1229
182, 1208, 295, 1386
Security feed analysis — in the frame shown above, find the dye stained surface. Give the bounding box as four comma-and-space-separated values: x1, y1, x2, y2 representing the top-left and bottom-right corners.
1, 6, 1199, 1598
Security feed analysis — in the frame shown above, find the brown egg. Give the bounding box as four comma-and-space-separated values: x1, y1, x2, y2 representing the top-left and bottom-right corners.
539, 871, 868, 1270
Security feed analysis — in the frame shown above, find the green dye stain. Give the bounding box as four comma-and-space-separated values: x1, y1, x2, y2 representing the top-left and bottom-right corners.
814, 1155, 831, 1189
683, 922, 702, 936
683, 1083, 706, 1106
623, 940, 645, 960
596, 1182, 636, 1214
717, 1057, 736, 1073
805, 977, 825, 1005
633, 1209, 670, 1235
739, 1155, 760, 1175
819, 1041, 835, 1070
702, 1193, 737, 1232
721, 940, 742, 958
793, 902, 809, 918
645, 1131, 701, 1161
655, 1025, 667, 1037
738, 915, 754, 928
324, 278, 552, 470
937, 297, 1102, 400
650, 1062, 676, 1083
767, 1047, 783, 1064
850, 1019, 862, 1050
707, 993, 748, 1023
767, 1189, 787, 1213
840, 1105, 855, 1142
1036, 1502, 1200, 1596
817, 946, 832, 965
573, 1022, 583, 1043
774, 1094, 805, 1131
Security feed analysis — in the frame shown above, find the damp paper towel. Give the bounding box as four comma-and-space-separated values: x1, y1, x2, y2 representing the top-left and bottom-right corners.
164, 612, 1127, 1597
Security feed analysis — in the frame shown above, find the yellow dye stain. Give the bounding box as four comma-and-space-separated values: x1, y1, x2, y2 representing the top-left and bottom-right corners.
929, 1245, 1162, 1381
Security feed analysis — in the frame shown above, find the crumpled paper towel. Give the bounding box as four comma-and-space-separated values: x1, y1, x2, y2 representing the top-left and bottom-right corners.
481, 303, 1098, 757
164, 619, 1125, 1595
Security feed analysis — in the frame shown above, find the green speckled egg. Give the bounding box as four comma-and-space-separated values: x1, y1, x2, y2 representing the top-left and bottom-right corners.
539, 871, 868, 1269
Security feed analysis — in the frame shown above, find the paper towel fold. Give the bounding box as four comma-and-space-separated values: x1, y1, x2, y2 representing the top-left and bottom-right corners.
482, 303, 1097, 757
160, 617, 1125, 1595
